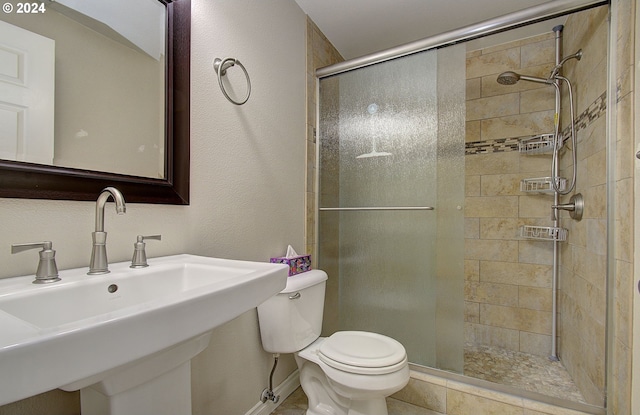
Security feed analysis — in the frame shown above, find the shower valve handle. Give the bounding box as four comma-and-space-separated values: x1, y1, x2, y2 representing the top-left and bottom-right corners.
551, 193, 583, 221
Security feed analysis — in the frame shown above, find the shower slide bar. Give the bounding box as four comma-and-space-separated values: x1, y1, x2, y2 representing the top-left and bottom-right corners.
319, 206, 434, 211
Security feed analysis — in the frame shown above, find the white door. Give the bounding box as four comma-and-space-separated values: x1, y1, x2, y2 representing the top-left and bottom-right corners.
0, 20, 54, 165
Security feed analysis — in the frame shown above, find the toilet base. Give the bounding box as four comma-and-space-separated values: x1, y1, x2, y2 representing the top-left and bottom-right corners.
302, 362, 390, 415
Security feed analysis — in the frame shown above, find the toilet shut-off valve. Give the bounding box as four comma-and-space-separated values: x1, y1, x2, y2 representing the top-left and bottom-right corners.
130, 235, 162, 268
11, 241, 60, 284
261, 353, 280, 404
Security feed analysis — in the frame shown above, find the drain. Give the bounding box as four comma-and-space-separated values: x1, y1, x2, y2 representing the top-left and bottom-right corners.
107, 284, 118, 293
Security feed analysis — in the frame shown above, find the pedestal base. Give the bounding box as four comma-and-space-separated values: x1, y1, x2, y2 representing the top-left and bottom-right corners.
74, 333, 211, 415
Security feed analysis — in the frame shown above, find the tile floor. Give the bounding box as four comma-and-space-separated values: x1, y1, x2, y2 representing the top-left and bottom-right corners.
271, 387, 440, 415
463, 344, 586, 403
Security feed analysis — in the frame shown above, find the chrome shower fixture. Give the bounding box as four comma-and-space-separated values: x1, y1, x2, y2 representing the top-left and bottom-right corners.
549, 49, 582, 79
496, 71, 552, 85
496, 49, 582, 86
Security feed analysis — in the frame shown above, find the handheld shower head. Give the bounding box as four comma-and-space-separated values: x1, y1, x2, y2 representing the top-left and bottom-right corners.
497, 71, 552, 85
549, 49, 583, 78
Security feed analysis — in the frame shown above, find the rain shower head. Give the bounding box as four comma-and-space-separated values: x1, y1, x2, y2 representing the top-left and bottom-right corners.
496, 71, 552, 85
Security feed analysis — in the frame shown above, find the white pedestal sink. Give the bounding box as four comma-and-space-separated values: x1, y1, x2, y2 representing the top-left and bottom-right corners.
0, 254, 289, 414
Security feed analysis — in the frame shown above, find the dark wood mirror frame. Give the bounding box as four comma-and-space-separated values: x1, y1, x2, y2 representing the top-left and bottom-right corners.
0, 0, 190, 205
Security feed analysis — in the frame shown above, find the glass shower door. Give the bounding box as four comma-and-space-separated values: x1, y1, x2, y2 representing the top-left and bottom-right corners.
317, 46, 465, 372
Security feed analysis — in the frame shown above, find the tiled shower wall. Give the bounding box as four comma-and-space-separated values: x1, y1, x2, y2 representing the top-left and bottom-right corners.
463, 7, 610, 405
464, 32, 558, 357
558, 6, 609, 406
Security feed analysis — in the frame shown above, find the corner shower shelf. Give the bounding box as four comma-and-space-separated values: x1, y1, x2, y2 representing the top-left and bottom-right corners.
520, 177, 567, 193
518, 134, 560, 154
520, 225, 568, 242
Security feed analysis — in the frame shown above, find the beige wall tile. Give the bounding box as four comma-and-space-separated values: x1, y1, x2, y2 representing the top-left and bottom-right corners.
479, 218, 521, 240
518, 286, 552, 311
465, 281, 519, 307
467, 93, 520, 121
518, 240, 553, 266
480, 261, 552, 288
465, 174, 481, 196
466, 239, 519, 262
465, 301, 480, 323
465, 196, 519, 218
480, 303, 552, 334
465, 218, 480, 239
466, 120, 482, 143
446, 389, 523, 415
392, 377, 447, 413
466, 47, 520, 79
465, 322, 520, 349
520, 39, 555, 68
480, 174, 521, 196
466, 152, 520, 176
466, 78, 481, 100
518, 195, 554, 218
519, 87, 555, 113
465, 260, 480, 282
480, 110, 554, 141
519, 331, 551, 356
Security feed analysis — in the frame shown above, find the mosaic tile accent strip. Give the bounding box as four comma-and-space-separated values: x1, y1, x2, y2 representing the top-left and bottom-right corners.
566, 90, 607, 136
466, 90, 607, 156
465, 137, 520, 155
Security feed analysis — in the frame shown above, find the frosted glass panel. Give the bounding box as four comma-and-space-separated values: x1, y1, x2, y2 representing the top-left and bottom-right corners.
318, 46, 465, 371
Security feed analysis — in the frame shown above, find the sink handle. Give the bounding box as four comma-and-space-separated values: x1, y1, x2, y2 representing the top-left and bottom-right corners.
130, 235, 162, 268
11, 241, 61, 284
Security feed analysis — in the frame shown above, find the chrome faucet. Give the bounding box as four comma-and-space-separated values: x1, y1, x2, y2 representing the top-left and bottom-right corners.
88, 187, 126, 275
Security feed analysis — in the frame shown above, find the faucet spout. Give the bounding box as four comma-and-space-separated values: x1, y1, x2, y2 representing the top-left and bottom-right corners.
89, 187, 126, 275
95, 187, 126, 232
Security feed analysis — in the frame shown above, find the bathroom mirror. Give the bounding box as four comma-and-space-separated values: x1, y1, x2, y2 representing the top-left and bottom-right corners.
0, 0, 190, 204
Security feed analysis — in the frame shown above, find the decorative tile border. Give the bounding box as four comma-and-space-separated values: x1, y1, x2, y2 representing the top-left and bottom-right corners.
465, 91, 607, 155
465, 137, 520, 155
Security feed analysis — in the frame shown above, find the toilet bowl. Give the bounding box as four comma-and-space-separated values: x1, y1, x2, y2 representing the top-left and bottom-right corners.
256, 270, 410, 415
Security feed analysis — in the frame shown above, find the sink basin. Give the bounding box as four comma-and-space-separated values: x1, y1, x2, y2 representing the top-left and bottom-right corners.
0, 254, 288, 408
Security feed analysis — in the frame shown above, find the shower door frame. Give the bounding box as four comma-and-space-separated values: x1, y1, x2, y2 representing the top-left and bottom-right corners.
313, 0, 613, 412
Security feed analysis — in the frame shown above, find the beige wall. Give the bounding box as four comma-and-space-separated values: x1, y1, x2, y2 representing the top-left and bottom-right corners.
558, 6, 609, 406
611, 0, 636, 413
0, 0, 307, 414
464, 32, 558, 358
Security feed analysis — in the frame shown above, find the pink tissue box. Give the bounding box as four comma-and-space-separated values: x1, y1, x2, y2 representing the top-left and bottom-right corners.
270, 254, 312, 276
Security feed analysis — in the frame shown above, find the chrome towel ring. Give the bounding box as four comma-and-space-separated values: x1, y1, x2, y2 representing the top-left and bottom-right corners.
213, 57, 251, 105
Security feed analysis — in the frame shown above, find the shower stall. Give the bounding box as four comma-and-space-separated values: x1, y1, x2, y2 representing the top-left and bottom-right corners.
315, 1, 610, 412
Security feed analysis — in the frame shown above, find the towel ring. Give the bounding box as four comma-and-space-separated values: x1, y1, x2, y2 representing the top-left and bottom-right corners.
213, 57, 251, 105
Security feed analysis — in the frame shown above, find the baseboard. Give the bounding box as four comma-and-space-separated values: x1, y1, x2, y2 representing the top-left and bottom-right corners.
244, 370, 300, 415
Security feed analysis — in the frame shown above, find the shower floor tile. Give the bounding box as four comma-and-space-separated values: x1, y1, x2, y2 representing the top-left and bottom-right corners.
464, 344, 587, 404
271, 387, 443, 415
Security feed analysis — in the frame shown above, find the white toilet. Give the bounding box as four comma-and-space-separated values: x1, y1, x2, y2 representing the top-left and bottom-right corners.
257, 269, 409, 415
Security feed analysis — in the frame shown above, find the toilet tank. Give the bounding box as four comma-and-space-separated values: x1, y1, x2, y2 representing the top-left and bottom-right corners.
257, 269, 328, 353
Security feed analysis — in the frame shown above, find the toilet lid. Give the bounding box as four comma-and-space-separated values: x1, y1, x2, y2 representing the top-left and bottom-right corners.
318, 331, 407, 375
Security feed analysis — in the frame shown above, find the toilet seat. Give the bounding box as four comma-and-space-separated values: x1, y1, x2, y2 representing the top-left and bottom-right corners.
318, 331, 407, 375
